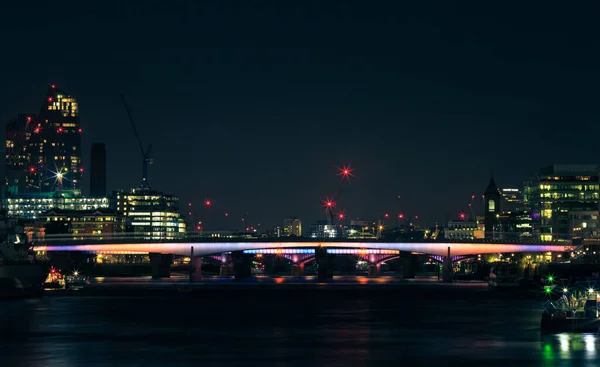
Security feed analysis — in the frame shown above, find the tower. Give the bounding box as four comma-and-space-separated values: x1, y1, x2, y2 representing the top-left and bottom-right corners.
28, 85, 82, 192
90, 143, 107, 197
484, 175, 502, 239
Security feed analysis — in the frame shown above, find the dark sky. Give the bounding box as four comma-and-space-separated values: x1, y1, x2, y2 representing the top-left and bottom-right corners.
2, 1, 600, 230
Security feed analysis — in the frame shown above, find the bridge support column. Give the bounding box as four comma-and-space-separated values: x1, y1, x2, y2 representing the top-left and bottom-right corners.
316, 246, 333, 281
189, 257, 202, 282
149, 253, 173, 279
368, 263, 379, 277
291, 263, 304, 276
442, 247, 453, 283
231, 251, 252, 280
398, 252, 415, 278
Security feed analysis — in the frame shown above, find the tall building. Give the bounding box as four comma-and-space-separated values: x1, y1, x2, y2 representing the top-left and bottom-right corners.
5, 85, 82, 194
90, 143, 107, 197
523, 164, 599, 241
5, 114, 34, 195
283, 217, 302, 236
113, 188, 186, 240
483, 176, 502, 239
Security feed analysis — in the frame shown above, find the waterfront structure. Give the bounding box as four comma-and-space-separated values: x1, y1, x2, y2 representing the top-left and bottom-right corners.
283, 217, 302, 236
35, 208, 124, 241
5, 85, 82, 194
113, 188, 186, 240
5, 190, 109, 219
523, 164, 599, 241
90, 143, 107, 197
484, 176, 502, 239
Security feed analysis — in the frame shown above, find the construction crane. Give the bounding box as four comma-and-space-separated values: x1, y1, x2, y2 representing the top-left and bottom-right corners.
120, 95, 153, 189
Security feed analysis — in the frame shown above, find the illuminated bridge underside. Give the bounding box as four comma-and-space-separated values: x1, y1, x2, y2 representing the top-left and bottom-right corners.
35, 242, 571, 257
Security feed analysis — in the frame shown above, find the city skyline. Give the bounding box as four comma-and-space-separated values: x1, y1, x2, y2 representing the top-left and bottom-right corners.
2, 2, 600, 229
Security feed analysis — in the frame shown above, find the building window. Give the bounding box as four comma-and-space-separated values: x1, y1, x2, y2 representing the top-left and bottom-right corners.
488, 199, 495, 212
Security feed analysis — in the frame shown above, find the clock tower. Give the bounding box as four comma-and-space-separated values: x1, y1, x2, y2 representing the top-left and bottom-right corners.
484, 175, 502, 239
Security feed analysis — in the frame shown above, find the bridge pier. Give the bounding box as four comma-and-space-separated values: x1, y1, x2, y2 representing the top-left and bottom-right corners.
398, 252, 416, 278
367, 263, 379, 277
189, 257, 202, 282
442, 247, 453, 283
231, 251, 252, 280
316, 246, 334, 281
149, 253, 173, 279
291, 263, 304, 276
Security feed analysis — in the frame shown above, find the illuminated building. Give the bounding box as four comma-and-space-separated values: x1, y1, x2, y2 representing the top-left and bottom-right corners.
309, 221, 338, 238
34, 208, 124, 241
568, 211, 598, 241
5, 113, 33, 195
90, 143, 107, 197
113, 188, 186, 240
523, 164, 599, 241
5, 191, 109, 219
4, 85, 82, 194
283, 217, 302, 236
501, 188, 522, 211
445, 219, 481, 240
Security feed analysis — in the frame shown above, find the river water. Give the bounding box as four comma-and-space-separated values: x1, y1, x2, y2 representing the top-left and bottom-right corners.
0, 277, 597, 366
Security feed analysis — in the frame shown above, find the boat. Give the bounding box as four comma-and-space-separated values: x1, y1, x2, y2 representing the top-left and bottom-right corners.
0, 235, 48, 298
540, 285, 600, 333
488, 261, 519, 288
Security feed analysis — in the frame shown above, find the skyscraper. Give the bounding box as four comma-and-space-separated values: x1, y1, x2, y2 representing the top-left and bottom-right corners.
19, 85, 82, 193
5, 113, 34, 195
90, 143, 107, 197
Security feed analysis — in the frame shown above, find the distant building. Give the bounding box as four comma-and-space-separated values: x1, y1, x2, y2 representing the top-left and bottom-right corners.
113, 188, 186, 240
523, 164, 599, 241
34, 208, 124, 241
568, 211, 599, 241
445, 219, 482, 240
348, 220, 378, 238
4, 191, 109, 219
483, 176, 502, 239
309, 221, 337, 238
90, 143, 107, 197
501, 188, 522, 212
283, 217, 302, 236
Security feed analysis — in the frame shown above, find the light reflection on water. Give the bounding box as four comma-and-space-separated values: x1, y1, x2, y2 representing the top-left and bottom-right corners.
1, 285, 600, 366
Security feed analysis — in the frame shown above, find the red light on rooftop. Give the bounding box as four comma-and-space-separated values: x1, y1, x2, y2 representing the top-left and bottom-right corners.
398, 213, 404, 219
27, 116, 31, 122
204, 199, 212, 207
79, 168, 84, 173
57, 128, 63, 133
225, 212, 229, 217
29, 167, 35, 173
459, 213, 466, 220
78, 128, 82, 133
47, 97, 52, 102
34, 127, 40, 133
415, 215, 419, 219
384, 213, 389, 218
51, 84, 56, 89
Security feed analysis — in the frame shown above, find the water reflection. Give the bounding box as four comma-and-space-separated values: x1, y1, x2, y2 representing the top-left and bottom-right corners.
543, 333, 598, 362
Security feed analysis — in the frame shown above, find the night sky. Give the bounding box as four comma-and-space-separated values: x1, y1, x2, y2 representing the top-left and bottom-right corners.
2, 1, 600, 230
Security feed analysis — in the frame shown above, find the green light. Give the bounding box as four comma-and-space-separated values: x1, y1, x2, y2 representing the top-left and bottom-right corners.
547, 275, 554, 282
545, 287, 552, 294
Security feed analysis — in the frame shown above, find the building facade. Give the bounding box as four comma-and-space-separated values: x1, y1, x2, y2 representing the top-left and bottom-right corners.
113, 188, 186, 240
90, 143, 107, 197
523, 164, 599, 241
484, 176, 502, 239
35, 208, 124, 241
445, 219, 480, 241
283, 217, 302, 236
5, 191, 109, 219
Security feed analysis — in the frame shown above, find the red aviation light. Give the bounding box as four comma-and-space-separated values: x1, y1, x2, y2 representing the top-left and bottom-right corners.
51, 84, 56, 89
459, 213, 466, 220
384, 213, 389, 218
57, 127, 63, 133
34, 127, 40, 133
79, 168, 84, 173
48, 97, 52, 102
29, 167, 35, 173
78, 128, 82, 133
27, 116, 31, 122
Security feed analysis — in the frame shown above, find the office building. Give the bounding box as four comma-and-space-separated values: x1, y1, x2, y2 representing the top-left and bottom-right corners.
501, 188, 522, 212
90, 143, 107, 197
483, 176, 502, 239
309, 221, 337, 238
283, 217, 302, 236
35, 208, 124, 241
113, 188, 186, 240
523, 164, 599, 241
5, 191, 109, 219
445, 219, 482, 240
